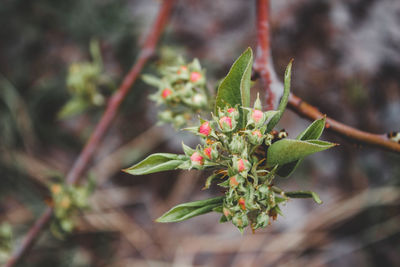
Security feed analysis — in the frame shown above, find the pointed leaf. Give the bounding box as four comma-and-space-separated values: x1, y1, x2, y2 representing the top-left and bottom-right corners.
277, 117, 327, 177
142, 74, 163, 88
123, 153, 186, 175
267, 139, 335, 167
266, 60, 293, 132
156, 196, 224, 223
296, 117, 326, 140
215, 48, 253, 128
285, 190, 322, 204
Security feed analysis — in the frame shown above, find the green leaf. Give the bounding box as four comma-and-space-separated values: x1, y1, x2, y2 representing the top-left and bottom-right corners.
123, 153, 186, 175
267, 139, 335, 168
285, 190, 322, 204
277, 117, 326, 177
142, 74, 162, 88
156, 196, 224, 223
266, 59, 293, 132
296, 117, 326, 140
58, 98, 89, 119
215, 48, 253, 128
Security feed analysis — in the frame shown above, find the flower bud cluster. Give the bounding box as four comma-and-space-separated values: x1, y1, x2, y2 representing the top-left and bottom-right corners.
145, 58, 210, 128
182, 96, 288, 232
59, 40, 114, 119
49, 181, 92, 237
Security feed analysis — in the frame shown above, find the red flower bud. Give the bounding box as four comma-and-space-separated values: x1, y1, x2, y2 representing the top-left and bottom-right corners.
252, 130, 262, 137
190, 152, 204, 165
238, 197, 246, 210
199, 121, 211, 136
252, 109, 263, 123
219, 116, 232, 129
227, 108, 236, 114
237, 158, 246, 172
161, 88, 172, 99
177, 66, 187, 74
223, 207, 232, 217
229, 176, 239, 187
203, 147, 212, 159
190, 71, 202, 82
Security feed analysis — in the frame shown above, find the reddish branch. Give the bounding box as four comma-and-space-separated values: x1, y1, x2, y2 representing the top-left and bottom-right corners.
5, 1, 176, 266
253, 0, 274, 110
288, 94, 400, 153
254, 0, 400, 154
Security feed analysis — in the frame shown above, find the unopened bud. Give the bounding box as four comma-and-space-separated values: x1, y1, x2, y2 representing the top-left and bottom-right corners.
238, 197, 246, 210
192, 94, 207, 107
223, 207, 232, 218
219, 116, 233, 131
190, 71, 202, 82
252, 109, 263, 123
199, 121, 211, 136
190, 152, 204, 166
227, 107, 239, 120
248, 129, 264, 145
161, 88, 172, 99
229, 176, 239, 187
177, 65, 188, 74
235, 158, 250, 173
203, 147, 213, 159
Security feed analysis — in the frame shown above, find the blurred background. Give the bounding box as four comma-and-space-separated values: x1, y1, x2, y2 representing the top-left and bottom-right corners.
1, 0, 400, 266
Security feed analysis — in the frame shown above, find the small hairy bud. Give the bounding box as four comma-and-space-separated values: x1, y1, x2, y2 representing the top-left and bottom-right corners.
252, 109, 263, 123
219, 116, 232, 131
177, 65, 188, 74
229, 176, 239, 187
161, 88, 172, 99
238, 197, 246, 210
199, 121, 211, 136
237, 158, 248, 172
223, 207, 232, 217
190, 71, 202, 82
190, 152, 204, 166
203, 147, 213, 159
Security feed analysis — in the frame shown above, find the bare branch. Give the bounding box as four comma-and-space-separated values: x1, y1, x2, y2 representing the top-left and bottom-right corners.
5, 1, 176, 266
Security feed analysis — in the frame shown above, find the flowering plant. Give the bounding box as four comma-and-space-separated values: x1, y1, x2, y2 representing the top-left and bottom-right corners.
124, 48, 335, 232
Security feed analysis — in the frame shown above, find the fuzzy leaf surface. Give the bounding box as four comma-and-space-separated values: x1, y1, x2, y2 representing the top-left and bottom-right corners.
277, 117, 327, 177
156, 196, 224, 223
267, 139, 335, 167
266, 60, 293, 132
123, 153, 186, 175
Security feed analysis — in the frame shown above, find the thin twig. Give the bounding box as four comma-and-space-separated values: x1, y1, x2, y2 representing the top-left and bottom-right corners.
288, 93, 400, 153
253, 0, 400, 154
253, 0, 274, 110
5, 1, 176, 266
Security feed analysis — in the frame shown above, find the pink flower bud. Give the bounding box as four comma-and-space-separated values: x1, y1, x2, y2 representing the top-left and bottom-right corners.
190, 71, 202, 82
238, 197, 246, 210
199, 121, 211, 136
203, 147, 212, 159
252, 109, 263, 123
252, 130, 262, 137
237, 158, 246, 172
223, 207, 232, 217
161, 88, 172, 99
177, 66, 187, 74
190, 152, 204, 165
219, 116, 232, 129
227, 108, 236, 114
229, 176, 239, 187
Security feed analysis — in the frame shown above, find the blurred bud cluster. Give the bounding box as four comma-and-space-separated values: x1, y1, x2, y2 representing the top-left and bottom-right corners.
143, 57, 210, 128
49, 179, 93, 238
58, 40, 115, 119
